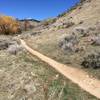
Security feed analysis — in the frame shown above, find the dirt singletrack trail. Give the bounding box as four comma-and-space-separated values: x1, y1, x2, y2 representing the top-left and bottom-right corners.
20, 39, 100, 99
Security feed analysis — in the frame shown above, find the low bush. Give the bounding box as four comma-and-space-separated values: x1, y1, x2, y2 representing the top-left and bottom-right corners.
0, 16, 21, 35
81, 52, 100, 69
73, 26, 89, 37
7, 44, 23, 55
59, 33, 79, 52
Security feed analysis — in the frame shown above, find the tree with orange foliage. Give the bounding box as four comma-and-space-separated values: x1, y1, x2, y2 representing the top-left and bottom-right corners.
0, 16, 21, 35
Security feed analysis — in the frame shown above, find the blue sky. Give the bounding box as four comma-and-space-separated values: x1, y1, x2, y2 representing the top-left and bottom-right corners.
0, 0, 80, 20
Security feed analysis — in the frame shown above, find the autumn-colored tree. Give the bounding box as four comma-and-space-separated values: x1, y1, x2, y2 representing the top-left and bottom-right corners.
0, 16, 21, 35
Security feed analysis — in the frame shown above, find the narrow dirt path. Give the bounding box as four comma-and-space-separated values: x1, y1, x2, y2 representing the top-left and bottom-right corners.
20, 39, 100, 99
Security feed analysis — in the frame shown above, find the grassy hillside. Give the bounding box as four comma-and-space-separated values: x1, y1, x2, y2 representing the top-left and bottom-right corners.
23, 0, 100, 79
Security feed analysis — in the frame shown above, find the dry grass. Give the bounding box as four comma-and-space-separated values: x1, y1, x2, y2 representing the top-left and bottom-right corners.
0, 50, 98, 99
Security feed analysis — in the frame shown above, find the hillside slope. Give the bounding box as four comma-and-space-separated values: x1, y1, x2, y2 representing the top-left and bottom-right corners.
24, 0, 100, 79
0, 0, 100, 99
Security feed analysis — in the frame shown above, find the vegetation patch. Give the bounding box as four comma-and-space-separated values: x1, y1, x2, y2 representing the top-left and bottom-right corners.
81, 52, 100, 69
59, 33, 79, 53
